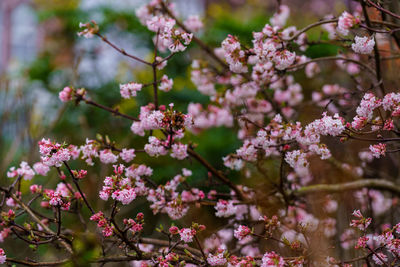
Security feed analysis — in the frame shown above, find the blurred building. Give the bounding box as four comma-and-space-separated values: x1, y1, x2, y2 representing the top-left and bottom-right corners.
0, 0, 204, 74
0, 0, 38, 74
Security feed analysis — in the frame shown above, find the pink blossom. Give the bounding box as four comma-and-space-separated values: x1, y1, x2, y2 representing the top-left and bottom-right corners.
99, 149, 118, 164
382, 92, 400, 111
77, 21, 97, 38
261, 251, 285, 267
383, 119, 394, 130
135, 2, 154, 24
284, 150, 310, 178
351, 116, 367, 130
179, 228, 196, 243
374, 231, 394, 246
132, 106, 165, 135
354, 236, 369, 249
309, 144, 331, 160
90, 211, 104, 222
356, 93, 381, 119
38, 138, 72, 167
337, 11, 359, 36
120, 148, 136, 162
6, 198, 17, 207
223, 155, 244, 170
324, 198, 338, 213
144, 137, 167, 157
236, 141, 258, 162
169, 226, 179, 235
33, 162, 50, 176
165, 202, 189, 220
226, 82, 260, 106
59, 86, 74, 102
120, 82, 143, 99
207, 249, 227, 266
352, 36, 375, 54
0, 229, 11, 243
215, 200, 236, 218
369, 143, 386, 158
369, 190, 392, 216
184, 15, 203, 32
155, 56, 167, 70
221, 35, 248, 73
90, 211, 114, 237
130, 122, 145, 136
322, 15, 337, 39
80, 139, 99, 166
124, 217, 144, 233
273, 50, 296, 70
170, 143, 188, 160
234, 225, 252, 240
7, 161, 35, 180
182, 168, 192, 177
317, 113, 345, 136
270, 5, 290, 27
112, 188, 136, 205
305, 62, 320, 78
159, 75, 173, 92
146, 16, 175, 33
73, 169, 87, 179
99, 190, 110, 201
322, 218, 337, 238
48, 191, 63, 206
350, 209, 372, 231
372, 252, 388, 265
102, 225, 114, 237
0, 248, 6, 264
42, 148, 71, 167
191, 60, 216, 96
160, 26, 193, 53
30, 184, 42, 194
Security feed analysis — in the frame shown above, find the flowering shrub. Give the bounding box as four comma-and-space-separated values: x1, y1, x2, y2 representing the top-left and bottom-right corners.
3, 0, 400, 266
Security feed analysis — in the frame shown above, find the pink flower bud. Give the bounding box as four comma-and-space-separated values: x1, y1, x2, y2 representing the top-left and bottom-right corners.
169, 226, 179, 235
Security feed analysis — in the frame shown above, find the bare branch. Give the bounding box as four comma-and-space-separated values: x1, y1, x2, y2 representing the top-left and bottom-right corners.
294, 179, 400, 196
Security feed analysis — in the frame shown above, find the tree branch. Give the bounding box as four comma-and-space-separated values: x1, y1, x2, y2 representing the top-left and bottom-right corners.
160, 1, 229, 69
6, 258, 70, 266
366, 0, 400, 20
82, 97, 139, 121
287, 56, 377, 76
294, 179, 400, 196
63, 161, 95, 215
361, 0, 386, 95
187, 147, 246, 201
95, 33, 152, 66
10, 194, 73, 254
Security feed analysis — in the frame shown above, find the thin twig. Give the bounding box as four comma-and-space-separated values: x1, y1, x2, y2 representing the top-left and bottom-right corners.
366, 0, 400, 20
187, 147, 246, 201
95, 33, 152, 66
63, 161, 95, 215
287, 56, 376, 76
10, 194, 73, 254
83, 97, 139, 121
160, 1, 229, 69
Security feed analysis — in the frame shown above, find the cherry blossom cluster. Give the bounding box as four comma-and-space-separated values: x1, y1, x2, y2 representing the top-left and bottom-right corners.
3, 0, 400, 266
90, 211, 114, 237
136, 0, 193, 53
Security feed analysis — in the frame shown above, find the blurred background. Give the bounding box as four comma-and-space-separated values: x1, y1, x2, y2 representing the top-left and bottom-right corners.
0, 0, 354, 186
0, 0, 375, 265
